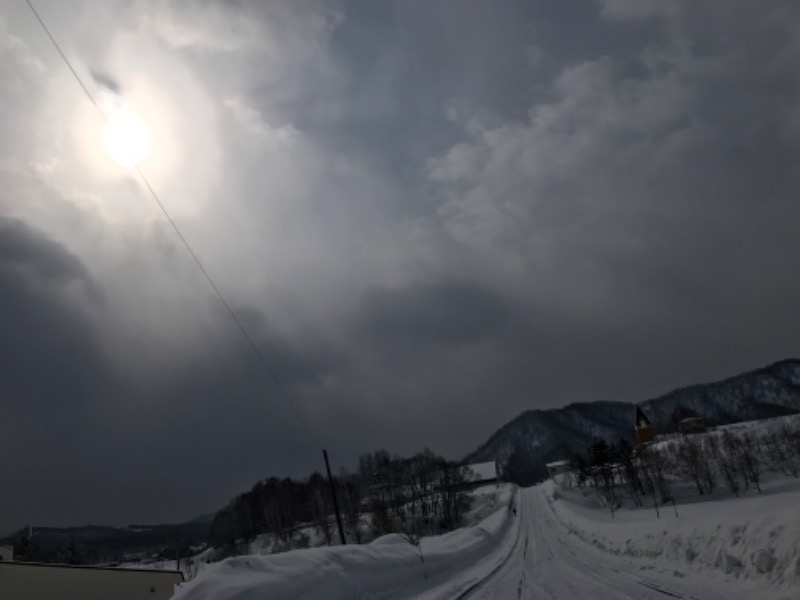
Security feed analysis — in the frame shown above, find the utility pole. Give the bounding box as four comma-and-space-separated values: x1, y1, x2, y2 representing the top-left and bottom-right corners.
175, 536, 180, 572
323, 449, 347, 545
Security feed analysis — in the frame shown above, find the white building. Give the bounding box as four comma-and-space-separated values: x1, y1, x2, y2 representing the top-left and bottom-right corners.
464, 461, 499, 488
0, 562, 183, 600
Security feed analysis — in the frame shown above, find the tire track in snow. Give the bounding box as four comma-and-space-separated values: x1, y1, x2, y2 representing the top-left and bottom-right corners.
458, 486, 751, 599
454, 493, 527, 600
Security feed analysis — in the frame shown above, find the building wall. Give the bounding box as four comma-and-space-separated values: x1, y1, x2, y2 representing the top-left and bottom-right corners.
635, 425, 654, 444
0, 546, 13, 561
0, 562, 183, 600
465, 462, 498, 482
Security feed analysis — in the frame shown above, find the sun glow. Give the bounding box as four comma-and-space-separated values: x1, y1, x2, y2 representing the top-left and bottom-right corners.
103, 108, 152, 168
62, 34, 221, 222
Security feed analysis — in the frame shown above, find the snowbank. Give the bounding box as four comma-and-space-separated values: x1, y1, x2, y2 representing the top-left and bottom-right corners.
546, 475, 800, 593
173, 484, 516, 600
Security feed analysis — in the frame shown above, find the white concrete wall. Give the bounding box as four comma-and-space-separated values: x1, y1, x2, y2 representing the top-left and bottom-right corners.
0, 562, 183, 600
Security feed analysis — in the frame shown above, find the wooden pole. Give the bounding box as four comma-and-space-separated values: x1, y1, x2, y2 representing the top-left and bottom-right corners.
323, 449, 347, 545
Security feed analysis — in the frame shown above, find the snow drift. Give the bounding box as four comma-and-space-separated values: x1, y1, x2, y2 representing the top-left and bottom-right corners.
173, 485, 516, 600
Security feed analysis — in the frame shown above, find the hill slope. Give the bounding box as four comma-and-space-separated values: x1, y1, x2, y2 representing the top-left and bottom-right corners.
0, 520, 212, 564
465, 359, 800, 482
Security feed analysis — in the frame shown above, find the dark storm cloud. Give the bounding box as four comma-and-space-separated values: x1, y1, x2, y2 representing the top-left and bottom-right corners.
233, 303, 339, 386
0, 240, 335, 533
90, 70, 121, 93
2, 0, 800, 535
0, 217, 90, 285
0, 219, 113, 533
358, 280, 510, 351
0, 218, 107, 413
316, 0, 543, 170
257, 0, 668, 182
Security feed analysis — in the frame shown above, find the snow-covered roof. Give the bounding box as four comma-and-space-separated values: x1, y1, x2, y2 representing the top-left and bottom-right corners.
465, 461, 497, 482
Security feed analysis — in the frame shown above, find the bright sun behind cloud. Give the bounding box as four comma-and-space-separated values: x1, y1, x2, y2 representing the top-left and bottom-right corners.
103, 107, 152, 168
59, 33, 221, 222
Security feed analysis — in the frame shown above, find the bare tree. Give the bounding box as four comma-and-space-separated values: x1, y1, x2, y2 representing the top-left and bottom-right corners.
764, 429, 797, 477
438, 460, 470, 531
308, 472, 333, 545
639, 443, 671, 503
711, 432, 740, 496
698, 438, 717, 493
617, 439, 644, 505
777, 423, 800, 475
673, 435, 709, 495
788, 423, 800, 460
338, 468, 364, 544
738, 432, 763, 493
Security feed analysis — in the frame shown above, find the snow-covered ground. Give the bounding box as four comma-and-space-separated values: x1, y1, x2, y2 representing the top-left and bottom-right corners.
169, 478, 799, 599
539, 414, 800, 598
172, 484, 517, 599
456, 486, 770, 599
548, 472, 800, 596
170, 417, 800, 599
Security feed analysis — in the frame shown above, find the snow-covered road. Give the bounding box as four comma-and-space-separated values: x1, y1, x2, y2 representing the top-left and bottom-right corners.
175, 482, 791, 599
456, 487, 756, 600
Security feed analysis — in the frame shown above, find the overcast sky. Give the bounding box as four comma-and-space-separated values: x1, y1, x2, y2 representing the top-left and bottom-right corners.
1, 0, 799, 534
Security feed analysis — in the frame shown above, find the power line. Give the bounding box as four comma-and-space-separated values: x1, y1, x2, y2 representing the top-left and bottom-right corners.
25, 0, 321, 447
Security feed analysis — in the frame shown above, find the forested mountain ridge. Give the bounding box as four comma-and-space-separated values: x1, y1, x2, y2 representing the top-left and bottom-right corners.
466, 359, 800, 483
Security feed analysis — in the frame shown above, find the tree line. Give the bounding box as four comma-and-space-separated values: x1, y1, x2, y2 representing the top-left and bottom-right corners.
8, 536, 98, 565
209, 448, 472, 554
562, 419, 800, 514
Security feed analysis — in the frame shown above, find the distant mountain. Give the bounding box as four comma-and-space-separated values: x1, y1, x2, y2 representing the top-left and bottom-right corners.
465, 359, 800, 483
184, 513, 215, 525
0, 520, 212, 564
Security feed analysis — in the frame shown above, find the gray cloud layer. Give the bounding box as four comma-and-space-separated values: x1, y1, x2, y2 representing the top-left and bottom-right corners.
1, 0, 799, 533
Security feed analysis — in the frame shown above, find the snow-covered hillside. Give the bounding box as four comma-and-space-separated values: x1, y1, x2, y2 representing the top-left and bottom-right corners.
466, 359, 800, 480
641, 359, 800, 429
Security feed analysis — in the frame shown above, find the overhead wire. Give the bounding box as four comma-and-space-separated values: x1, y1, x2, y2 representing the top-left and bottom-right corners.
24, 0, 322, 448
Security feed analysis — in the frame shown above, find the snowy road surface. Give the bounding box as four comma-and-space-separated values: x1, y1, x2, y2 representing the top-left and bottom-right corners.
443, 487, 760, 600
